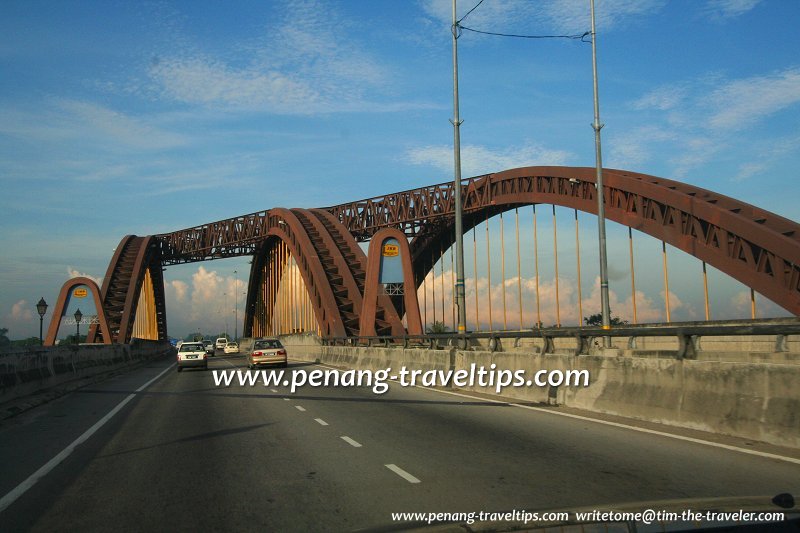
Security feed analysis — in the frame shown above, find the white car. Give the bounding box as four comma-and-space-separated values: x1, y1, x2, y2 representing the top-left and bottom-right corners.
215, 338, 228, 351
177, 342, 207, 372
223, 342, 239, 354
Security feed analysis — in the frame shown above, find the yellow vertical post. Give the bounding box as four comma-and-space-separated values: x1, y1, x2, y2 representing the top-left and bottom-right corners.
628, 227, 637, 324
431, 258, 437, 326
532, 205, 541, 328
500, 211, 508, 330
750, 288, 756, 319
473, 225, 479, 331
486, 212, 493, 332
515, 208, 523, 330
553, 205, 561, 327
574, 209, 583, 327
702, 261, 710, 321
450, 245, 456, 330
423, 261, 428, 329
662, 241, 671, 322
440, 245, 445, 329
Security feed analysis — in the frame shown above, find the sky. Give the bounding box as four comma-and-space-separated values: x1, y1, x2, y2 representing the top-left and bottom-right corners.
1, 0, 799, 339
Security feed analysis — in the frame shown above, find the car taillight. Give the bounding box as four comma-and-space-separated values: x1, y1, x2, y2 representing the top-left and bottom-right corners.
253, 351, 262, 356
277, 349, 286, 356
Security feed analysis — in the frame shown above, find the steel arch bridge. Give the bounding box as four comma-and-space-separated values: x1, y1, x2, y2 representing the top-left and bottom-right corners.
46, 166, 800, 344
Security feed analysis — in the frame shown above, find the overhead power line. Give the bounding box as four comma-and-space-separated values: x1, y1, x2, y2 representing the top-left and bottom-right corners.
457, 0, 485, 24
459, 24, 591, 41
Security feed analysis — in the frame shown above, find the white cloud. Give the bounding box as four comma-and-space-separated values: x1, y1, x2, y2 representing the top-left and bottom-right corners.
406, 142, 574, 175
11, 300, 33, 322
706, 68, 800, 130
632, 85, 688, 111
146, 0, 426, 114
704, 0, 761, 19
67, 267, 103, 287
617, 67, 800, 178
0, 100, 186, 153
171, 280, 188, 302
421, 0, 663, 34
537, 0, 665, 33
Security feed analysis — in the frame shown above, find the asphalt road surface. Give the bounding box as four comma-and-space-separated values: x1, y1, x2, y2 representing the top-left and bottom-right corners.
1, 351, 799, 532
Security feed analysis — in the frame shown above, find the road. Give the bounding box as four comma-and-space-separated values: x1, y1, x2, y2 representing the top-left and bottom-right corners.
1, 350, 799, 531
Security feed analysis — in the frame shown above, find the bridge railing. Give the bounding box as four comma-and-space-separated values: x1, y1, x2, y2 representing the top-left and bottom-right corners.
320, 318, 800, 359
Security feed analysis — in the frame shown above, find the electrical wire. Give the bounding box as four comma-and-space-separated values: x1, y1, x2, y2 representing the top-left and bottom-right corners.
457, 0, 485, 25
459, 24, 591, 41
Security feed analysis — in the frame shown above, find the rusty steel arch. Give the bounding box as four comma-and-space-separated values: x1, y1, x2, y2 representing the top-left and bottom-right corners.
86, 165, 799, 344
326, 166, 800, 316
242, 208, 405, 338
87, 235, 167, 344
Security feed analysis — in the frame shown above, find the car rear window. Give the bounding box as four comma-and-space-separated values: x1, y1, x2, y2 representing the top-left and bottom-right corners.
254, 340, 282, 349
180, 344, 203, 352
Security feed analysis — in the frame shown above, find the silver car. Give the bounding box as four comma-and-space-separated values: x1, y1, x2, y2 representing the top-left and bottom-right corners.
177, 342, 208, 371
248, 338, 287, 369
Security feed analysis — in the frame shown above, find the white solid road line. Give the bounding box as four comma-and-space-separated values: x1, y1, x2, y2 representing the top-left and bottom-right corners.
340, 436, 363, 448
306, 360, 800, 466
385, 464, 421, 484
0, 362, 174, 514
428, 387, 800, 466
270, 388, 278, 393
295, 405, 306, 412
315, 418, 329, 426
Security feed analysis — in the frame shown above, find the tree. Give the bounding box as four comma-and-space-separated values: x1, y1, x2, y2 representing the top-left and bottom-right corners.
0, 327, 10, 348
583, 311, 628, 327
426, 321, 450, 334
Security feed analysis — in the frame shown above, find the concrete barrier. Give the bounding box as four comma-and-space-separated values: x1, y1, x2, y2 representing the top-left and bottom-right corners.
281, 334, 800, 449
0, 340, 174, 409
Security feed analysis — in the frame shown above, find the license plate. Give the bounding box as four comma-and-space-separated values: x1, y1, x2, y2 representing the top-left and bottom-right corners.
187, 355, 197, 359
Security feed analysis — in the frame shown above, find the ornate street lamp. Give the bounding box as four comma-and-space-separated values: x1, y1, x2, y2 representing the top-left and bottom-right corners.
36, 297, 48, 346
74, 308, 83, 344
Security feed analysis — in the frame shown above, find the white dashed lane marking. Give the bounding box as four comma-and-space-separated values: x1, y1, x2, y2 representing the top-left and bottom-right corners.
385, 464, 421, 484
340, 436, 362, 448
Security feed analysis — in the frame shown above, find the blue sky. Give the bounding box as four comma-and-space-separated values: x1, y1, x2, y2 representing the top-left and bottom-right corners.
1, 0, 798, 339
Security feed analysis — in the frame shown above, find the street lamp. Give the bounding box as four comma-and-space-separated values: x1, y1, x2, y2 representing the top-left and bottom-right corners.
590, 0, 612, 346
36, 297, 48, 346
74, 308, 83, 344
451, 0, 467, 336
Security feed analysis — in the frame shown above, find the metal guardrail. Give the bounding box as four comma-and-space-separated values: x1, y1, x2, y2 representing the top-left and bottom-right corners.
321, 318, 800, 359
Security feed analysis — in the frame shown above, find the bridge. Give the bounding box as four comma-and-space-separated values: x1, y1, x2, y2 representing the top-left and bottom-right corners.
7, 165, 800, 530
43, 165, 800, 345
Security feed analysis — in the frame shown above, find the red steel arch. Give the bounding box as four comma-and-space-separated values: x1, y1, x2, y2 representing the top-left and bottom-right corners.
327, 166, 800, 316
86, 165, 799, 344
87, 235, 167, 344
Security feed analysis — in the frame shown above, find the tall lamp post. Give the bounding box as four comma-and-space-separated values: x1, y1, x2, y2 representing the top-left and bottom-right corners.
590, 0, 612, 346
36, 297, 48, 346
451, 0, 467, 336
74, 308, 83, 344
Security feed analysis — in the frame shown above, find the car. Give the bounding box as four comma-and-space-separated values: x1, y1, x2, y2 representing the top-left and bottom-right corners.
223, 342, 239, 354
176, 342, 207, 372
247, 338, 287, 369
215, 338, 228, 351
202, 340, 214, 355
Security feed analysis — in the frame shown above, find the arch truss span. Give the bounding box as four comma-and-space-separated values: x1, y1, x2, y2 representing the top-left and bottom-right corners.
88, 235, 167, 344
325, 166, 800, 316
242, 208, 405, 338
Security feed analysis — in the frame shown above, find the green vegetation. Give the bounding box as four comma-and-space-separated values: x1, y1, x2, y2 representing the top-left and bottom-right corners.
583, 311, 628, 327
425, 321, 450, 334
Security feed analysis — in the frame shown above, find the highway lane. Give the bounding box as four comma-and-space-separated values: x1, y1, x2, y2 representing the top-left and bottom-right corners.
1, 351, 799, 531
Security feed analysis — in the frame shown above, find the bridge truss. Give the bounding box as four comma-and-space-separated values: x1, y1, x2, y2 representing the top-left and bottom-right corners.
52, 166, 800, 344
